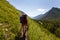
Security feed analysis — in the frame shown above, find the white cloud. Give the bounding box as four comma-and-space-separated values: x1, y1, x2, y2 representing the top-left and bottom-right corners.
37, 9, 47, 12
37, 8, 49, 14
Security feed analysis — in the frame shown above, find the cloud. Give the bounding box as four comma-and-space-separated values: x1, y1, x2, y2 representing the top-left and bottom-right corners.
37, 9, 47, 12
37, 8, 49, 14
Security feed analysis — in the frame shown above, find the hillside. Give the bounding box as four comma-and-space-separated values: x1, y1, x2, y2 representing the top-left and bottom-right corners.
0, 0, 60, 40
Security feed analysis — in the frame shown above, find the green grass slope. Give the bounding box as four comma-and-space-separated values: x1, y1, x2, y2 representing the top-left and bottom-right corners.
39, 20, 60, 38
0, 0, 60, 40
28, 19, 60, 40
0, 0, 21, 40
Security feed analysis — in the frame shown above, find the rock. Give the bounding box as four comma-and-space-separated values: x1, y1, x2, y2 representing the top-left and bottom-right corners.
0, 23, 3, 26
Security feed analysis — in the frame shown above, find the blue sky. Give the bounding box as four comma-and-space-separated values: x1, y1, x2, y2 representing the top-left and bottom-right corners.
7, 0, 60, 18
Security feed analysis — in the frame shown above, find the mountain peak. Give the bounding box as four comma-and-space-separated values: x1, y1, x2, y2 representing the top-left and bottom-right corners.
52, 7, 60, 9
40, 7, 60, 21
50, 7, 60, 12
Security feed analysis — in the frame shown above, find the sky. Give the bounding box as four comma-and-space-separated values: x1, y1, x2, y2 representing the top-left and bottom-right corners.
7, 0, 60, 18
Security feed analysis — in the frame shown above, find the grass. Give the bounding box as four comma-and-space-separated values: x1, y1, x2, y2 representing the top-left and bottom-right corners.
28, 18, 60, 40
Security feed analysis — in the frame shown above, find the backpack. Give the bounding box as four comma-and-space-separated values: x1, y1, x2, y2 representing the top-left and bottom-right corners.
23, 15, 27, 24
20, 16, 23, 23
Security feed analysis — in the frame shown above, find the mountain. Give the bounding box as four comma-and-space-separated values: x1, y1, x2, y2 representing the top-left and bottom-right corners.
33, 14, 44, 20
34, 7, 60, 21
41, 7, 60, 22
0, 0, 60, 40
